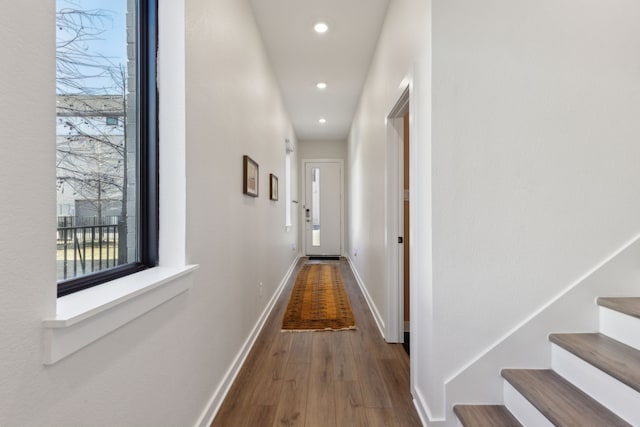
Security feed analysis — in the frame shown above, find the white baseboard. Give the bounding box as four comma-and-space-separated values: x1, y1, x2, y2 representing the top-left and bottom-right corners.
414, 395, 429, 427
414, 386, 446, 426
194, 256, 300, 427
346, 256, 386, 338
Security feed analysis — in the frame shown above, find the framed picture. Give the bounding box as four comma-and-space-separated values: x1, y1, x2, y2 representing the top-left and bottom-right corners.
269, 174, 278, 201
243, 155, 259, 197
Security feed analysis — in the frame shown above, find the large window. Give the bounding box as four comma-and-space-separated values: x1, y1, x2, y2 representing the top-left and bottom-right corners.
56, 0, 158, 297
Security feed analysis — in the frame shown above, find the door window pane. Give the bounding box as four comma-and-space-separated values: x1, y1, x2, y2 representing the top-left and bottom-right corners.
312, 168, 320, 246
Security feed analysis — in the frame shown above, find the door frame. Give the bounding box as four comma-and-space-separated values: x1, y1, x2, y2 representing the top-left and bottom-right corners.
386, 87, 410, 343
301, 159, 345, 256
383, 61, 431, 413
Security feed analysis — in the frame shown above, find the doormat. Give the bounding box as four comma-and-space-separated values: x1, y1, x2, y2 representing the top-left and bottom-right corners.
308, 256, 341, 261
282, 263, 356, 331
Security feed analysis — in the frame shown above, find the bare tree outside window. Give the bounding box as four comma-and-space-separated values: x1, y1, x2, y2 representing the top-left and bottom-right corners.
56, 0, 137, 282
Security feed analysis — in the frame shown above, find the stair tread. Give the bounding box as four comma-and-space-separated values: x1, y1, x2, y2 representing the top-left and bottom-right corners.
598, 297, 640, 318
501, 369, 631, 426
550, 332, 640, 393
454, 405, 522, 427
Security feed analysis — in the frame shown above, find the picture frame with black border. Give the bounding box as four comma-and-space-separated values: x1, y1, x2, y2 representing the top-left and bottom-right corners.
243, 155, 259, 197
269, 173, 278, 201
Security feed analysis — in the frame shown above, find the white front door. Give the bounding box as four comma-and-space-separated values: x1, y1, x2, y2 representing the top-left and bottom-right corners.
304, 160, 342, 256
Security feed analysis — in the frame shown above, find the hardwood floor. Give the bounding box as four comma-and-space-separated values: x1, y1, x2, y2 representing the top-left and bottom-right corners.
212, 258, 422, 427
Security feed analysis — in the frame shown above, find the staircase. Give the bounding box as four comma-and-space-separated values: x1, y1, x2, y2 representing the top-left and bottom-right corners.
454, 297, 640, 426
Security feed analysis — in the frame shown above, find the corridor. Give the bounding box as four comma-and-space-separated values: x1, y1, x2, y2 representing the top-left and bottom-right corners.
212, 258, 421, 427
5, 0, 636, 425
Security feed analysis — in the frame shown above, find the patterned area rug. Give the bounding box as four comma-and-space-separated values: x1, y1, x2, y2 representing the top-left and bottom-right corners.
282, 263, 356, 331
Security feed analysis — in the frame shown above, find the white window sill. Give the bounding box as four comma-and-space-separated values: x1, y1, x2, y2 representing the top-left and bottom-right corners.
43, 265, 198, 365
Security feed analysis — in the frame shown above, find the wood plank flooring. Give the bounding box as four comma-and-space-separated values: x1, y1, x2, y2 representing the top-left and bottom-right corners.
212, 258, 421, 427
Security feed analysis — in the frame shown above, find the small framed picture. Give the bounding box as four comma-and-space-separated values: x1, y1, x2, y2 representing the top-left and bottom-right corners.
269, 174, 278, 201
243, 155, 259, 197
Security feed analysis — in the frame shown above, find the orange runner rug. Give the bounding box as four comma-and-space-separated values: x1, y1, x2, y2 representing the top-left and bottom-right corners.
282, 263, 356, 331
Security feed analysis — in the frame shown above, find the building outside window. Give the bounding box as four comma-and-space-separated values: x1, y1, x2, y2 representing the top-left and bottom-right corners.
56, 0, 157, 296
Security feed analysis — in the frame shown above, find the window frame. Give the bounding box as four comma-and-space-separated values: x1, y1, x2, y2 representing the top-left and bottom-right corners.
57, 0, 159, 298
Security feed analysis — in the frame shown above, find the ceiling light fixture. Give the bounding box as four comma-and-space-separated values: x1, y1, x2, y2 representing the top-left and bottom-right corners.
316, 82, 327, 89
314, 22, 328, 33
319, 118, 327, 124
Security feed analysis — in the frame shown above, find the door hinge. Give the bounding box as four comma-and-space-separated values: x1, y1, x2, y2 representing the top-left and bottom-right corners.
398, 236, 403, 244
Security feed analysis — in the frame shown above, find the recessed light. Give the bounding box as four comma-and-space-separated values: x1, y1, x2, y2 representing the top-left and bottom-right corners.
319, 118, 327, 124
316, 82, 327, 89
314, 22, 328, 33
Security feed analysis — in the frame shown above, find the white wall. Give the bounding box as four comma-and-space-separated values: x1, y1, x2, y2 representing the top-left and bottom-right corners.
185, 0, 299, 422
0, 0, 298, 425
0, 1, 58, 422
297, 139, 347, 160
349, 0, 640, 424
346, 0, 430, 419
348, 0, 429, 334
430, 0, 640, 420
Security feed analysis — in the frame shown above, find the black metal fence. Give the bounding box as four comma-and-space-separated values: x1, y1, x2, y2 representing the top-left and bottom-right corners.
57, 216, 124, 281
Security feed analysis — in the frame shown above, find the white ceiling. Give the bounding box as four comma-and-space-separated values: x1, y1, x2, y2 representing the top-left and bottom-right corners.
249, 0, 391, 141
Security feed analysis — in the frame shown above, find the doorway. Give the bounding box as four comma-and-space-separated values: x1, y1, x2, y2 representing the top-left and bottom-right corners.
386, 86, 410, 348
303, 160, 343, 256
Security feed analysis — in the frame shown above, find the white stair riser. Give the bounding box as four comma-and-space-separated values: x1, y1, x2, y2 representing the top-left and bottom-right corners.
551, 344, 640, 425
503, 380, 553, 427
600, 307, 640, 351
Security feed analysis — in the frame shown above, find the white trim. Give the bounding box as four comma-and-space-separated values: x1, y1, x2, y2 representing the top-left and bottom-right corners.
301, 158, 345, 256
158, 0, 186, 266
385, 86, 410, 344
195, 256, 300, 427
389, 86, 410, 118
45, 266, 196, 327
413, 391, 430, 427
407, 58, 434, 408
504, 381, 551, 426
600, 306, 640, 351
413, 386, 446, 426
43, 265, 198, 364
346, 256, 386, 337
385, 118, 402, 342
